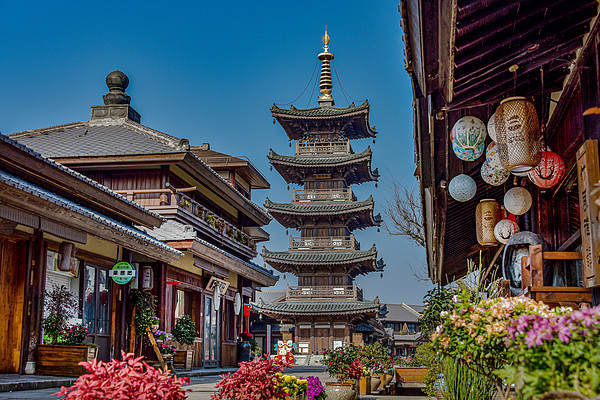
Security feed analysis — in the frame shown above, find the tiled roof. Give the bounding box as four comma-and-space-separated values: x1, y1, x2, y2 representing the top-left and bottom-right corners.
255, 298, 380, 316
264, 196, 375, 216
268, 147, 374, 166
393, 332, 423, 342
0, 170, 183, 257
271, 102, 370, 119
262, 245, 379, 265
9, 119, 187, 158
383, 303, 422, 322
0, 134, 164, 221
255, 289, 287, 303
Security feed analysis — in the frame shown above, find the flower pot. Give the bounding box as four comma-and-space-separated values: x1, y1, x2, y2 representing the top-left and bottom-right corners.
359, 376, 371, 395
370, 375, 381, 392
383, 372, 393, 386
324, 382, 356, 400
237, 341, 251, 363
173, 349, 194, 370
37, 344, 97, 376
538, 391, 599, 400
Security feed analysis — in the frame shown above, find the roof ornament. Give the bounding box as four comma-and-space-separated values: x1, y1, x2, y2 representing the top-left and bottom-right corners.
318, 29, 335, 107
103, 70, 131, 105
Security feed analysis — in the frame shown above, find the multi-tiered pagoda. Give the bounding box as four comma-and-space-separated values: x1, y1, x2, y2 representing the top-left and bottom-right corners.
256, 32, 384, 354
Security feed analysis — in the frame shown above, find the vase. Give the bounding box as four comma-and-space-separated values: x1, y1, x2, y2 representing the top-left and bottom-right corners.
237, 341, 251, 363
370, 375, 381, 392
382, 372, 393, 387
539, 391, 600, 400
324, 382, 356, 400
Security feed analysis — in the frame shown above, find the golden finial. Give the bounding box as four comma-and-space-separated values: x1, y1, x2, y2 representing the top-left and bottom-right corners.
322, 29, 330, 50
318, 28, 334, 106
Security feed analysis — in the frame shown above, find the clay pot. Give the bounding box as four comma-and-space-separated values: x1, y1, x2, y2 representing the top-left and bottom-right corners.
383, 373, 393, 386
370, 375, 381, 392
324, 382, 356, 400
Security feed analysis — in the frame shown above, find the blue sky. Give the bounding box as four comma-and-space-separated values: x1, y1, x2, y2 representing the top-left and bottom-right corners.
1, 1, 431, 303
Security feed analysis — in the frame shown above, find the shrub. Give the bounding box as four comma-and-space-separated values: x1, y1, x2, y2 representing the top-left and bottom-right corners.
440, 356, 497, 400
133, 290, 157, 336
53, 351, 189, 399
43, 285, 78, 345
172, 315, 197, 346
59, 324, 89, 345
321, 344, 366, 382
362, 342, 393, 374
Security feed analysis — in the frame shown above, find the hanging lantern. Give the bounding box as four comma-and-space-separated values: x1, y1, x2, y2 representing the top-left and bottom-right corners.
481, 161, 510, 186
504, 187, 532, 215
528, 150, 565, 189
476, 199, 501, 246
486, 142, 504, 170
487, 111, 497, 142
494, 97, 543, 173
448, 174, 477, 202
452, 140, 485, 162
451, 116, 487, 150
512, 170, 530, 177
494, 219, 520, 244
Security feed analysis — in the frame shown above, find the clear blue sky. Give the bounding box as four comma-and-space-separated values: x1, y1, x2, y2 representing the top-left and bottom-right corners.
1, 1, 431, 304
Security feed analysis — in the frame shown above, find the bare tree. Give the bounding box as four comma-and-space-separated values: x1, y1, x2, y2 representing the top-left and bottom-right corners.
383, 177, 425, 248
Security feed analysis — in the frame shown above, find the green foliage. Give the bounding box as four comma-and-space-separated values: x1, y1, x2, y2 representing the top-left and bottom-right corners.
419, 287, 456, 338
412, 343, 440, 398
42, 285, 78, 345
321, 344, 366, 382
361, 342, 393, 374
172, 314, 197, 346
441, 357, 497, 400
132, 290, 157, 336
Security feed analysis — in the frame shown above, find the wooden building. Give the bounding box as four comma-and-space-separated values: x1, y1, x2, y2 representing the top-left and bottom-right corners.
381, 303, 424, 358
400, 1, 600, 303
0, 134, 182, 374
9, 71, 277, 368
255, 33, 385, 354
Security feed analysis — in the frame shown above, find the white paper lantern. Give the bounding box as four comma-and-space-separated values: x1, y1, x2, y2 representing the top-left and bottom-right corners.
512, 170, 530, 177
453, 140, 485, 162
504, 187, 532, 215
494, 219, 520, 244
481, 161, 510, 186
486, 142, 504, 170
449, 174, 477, 202
451, 116, 487, 150
487, 111, 497, 142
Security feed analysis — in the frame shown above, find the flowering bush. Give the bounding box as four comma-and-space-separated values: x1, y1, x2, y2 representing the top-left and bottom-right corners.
303, 376, 326, 400
53, 351, 189, 399
212, 356, 290, 400
239, 331, 253, 341
59, 324, 89, 345
275, 374, 308, 398
395, 355, 423, 368
42, 285, 78, 345
497, 306, 600, 399
420, 287, 457, 337
322, 344, 365, 382
362, 342, 393, 374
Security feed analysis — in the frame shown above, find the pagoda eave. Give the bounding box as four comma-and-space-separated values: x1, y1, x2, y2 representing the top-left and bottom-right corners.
255, 298, 380, 317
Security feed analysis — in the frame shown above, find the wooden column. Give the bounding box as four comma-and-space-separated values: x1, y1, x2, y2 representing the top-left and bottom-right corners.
310, 319, 315, 355
328, 321, 334, 350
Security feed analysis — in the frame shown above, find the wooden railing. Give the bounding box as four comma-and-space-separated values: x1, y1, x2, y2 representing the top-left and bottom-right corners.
114, 185, 256, 252
295, 139, 351, 155
289, 235, 358, 251
292, 188, 354, 202
286, 284, 363, 300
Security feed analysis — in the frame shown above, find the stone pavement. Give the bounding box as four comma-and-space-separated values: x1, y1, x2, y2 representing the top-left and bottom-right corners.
0, 365, 427, 399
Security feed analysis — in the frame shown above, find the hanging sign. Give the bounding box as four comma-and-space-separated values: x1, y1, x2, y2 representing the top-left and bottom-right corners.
109, 261, 136, 285
243, 304, 251, 317
234, 292, 242, 315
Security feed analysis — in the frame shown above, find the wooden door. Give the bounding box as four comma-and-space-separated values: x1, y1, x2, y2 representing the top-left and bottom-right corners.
315, 328, 330, 353
0, 236, 26, 372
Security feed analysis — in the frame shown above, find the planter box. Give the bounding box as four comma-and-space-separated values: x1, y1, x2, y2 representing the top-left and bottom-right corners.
359, 375, 372, 395
37, 345, 96, 376
173, 350, 194, 371
395, 367, 428, 384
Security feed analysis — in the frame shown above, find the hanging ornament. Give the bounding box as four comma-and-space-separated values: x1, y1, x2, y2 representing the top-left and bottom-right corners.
283, 274, 286, 280
486, 142, 504, 170
287, 185, 290, 191
528, 150, 565, 189
487, 110, 498, 142
451, 116, 487, 150
504, 187, 532, 215
481, 160, 510, 186
452, 140, 485, 162
448, 174, 477, 202
494, 219, 520, 244
285, 229, 289, 235
494, 97, 543, 173
476, 199, 501, 246
375, 182, 378, 188
377, 228, 380, 232
380, 273, 383, 279
512, 170, 530, 177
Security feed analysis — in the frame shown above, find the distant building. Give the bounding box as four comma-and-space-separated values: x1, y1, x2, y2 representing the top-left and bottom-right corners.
382, 303, 424, 357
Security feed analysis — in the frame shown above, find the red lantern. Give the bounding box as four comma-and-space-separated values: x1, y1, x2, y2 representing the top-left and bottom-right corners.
528, 150, 565, 189
243, 304, 251, 317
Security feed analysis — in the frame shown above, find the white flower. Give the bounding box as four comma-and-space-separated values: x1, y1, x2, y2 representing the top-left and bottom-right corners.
440, 311, 448, 318
452, 295, 459, 303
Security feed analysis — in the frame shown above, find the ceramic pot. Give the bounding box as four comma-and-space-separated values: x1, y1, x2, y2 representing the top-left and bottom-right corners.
370, 375, 381, 392
538, 391, 600, 400
237, 341, 251, 363
383, 373, 393, 386
324, 382, 356, 400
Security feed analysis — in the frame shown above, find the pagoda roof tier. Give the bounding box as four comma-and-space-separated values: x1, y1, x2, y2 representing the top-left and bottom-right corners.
255, 298, 380, 317
262, 246, 385, 277
268, 148, 379, 185
271, 101, 377, 140
264, 196, 381, 231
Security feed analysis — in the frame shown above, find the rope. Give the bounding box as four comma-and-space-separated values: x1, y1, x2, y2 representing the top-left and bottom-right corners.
307, 64, 320, 108
276, 60, 320, 107
332, 61, 365, 105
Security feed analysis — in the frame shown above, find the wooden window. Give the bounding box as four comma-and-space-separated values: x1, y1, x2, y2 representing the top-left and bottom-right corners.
225, 300, 235, 341
174, 290, 198, 332
331, 275, 345, 286
298, 276, 312, 286
316, 276, 329, 286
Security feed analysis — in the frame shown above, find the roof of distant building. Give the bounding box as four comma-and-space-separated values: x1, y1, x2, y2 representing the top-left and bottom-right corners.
383, 303, 422, 322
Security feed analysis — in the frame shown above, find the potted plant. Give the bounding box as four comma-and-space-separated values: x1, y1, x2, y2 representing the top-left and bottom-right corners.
132, 290, 157, 336
304, 376, 327, 400
54, 350, 189, 399
38, 285, 97, 376
172, 314, 197, 370
277, 374, 309, 399
321, 344, 363, 400
238, 332, 253, 363
361, 342, 392, 392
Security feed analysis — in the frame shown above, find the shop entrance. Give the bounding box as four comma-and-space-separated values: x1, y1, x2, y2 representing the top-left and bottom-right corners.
83, 265, 111, 361
202, 295, 220, 367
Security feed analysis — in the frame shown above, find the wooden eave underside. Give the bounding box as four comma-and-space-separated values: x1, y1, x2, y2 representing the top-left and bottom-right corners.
264, 259, 377, 278
274, 113, 376, 140
271, 161, 376, 186
266, 208, 378, 231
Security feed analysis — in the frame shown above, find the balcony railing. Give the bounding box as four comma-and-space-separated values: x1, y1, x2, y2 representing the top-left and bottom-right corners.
289, 235, 359, 251
292, 188, 354, 202
295, 139, 351, 156
286, 284, 363, 301
114, 185, 257, 253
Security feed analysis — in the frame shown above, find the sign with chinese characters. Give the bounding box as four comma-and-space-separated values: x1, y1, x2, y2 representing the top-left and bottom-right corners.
109, 261, 136, 285
577, 140, 600, 288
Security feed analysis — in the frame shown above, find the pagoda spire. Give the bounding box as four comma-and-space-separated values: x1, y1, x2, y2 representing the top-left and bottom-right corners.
318, 29, 335, 107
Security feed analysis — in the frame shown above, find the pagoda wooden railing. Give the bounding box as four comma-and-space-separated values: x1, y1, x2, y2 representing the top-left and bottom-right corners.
292, 188, 354, 202
114, 185, 257, 253
295, 139, 351, 155
289, 235, 359, 251
286, 284, 363, 301
520, 245, 591, 306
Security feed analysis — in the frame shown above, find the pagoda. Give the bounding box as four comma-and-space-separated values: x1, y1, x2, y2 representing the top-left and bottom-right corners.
256, 32, 385, 354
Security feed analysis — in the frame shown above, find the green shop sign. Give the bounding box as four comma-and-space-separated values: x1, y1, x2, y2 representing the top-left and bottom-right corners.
109, 261, 136, 285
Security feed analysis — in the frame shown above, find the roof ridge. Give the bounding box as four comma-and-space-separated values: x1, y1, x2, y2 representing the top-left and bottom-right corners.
90, 118, 188, 151
8, 121, 87, 138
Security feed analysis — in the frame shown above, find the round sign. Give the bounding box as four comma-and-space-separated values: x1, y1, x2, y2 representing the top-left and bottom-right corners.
234, 292, 242, 315
110, 261, 135, 285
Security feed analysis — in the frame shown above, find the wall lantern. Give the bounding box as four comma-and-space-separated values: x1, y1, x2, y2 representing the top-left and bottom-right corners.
481, 160, 510, 186
494, 97, 543, 173
448, 174, 477, 202
528, 150, 565, 189
487, 111, 497, 142
58, 242, 77, 272
476, 199, 501, 246
504, 187, 532, 215
141, 266, 154, 290
494, 219, 520, 244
